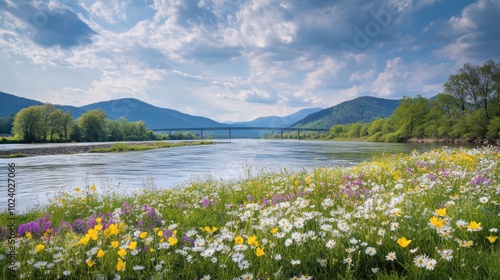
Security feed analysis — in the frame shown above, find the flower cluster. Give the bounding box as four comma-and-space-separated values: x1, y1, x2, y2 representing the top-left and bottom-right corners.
1, 146, 499, 279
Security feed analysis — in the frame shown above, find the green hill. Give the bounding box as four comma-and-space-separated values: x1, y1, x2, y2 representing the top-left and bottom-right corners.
80, 98, 226, 129
0, 91, 86, 118
292, 96, 399, 129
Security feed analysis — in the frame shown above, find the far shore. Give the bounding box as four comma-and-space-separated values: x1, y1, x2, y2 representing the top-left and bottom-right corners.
0, 140, 218, 158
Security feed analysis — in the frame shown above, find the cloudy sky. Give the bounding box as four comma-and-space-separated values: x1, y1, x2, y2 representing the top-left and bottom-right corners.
1, 0, 500, 122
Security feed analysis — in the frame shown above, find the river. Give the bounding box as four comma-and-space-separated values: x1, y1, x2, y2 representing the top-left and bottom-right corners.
0, 140, 462, 212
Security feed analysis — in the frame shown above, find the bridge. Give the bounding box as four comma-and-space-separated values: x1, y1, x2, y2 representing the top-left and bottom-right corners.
150, 127, 330, 140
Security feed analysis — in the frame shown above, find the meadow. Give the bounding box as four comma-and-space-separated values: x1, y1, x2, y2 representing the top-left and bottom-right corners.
1, 146, 499, 279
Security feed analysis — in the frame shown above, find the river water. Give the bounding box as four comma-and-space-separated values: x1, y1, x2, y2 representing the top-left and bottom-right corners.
0, 140, 458, 212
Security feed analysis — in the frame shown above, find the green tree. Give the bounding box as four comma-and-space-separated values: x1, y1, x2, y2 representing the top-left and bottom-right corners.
79, 109, 107, 142
40, 103, 56, 141
391, 96, 429, 140
487, 117, 500, 141
106, 119, 124, 141
346, 123, 363, 138
12, 106, 44, 142
0, 113, 15, 135
464, 109, 489, 140
329, 124, 345, 138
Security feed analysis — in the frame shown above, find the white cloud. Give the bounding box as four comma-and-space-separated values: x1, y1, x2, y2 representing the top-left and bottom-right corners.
88, 0, 129, 23
432, 0, 500, 64
372, 57, 451, 98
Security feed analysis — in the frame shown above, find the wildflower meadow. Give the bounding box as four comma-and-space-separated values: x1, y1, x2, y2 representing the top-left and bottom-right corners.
1, 146, 499, 279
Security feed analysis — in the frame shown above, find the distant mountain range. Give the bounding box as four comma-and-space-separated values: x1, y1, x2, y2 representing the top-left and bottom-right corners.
0, 91, 401, 131
228, 108, 323, 127
292, 96, 400, 129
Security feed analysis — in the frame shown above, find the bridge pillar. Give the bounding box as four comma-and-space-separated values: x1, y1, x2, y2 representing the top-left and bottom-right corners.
200, 130, 203, 140
169, 130, 171, 136
280, 130, 283, 140
297, 129, 300, 140
228, 129, 231, 140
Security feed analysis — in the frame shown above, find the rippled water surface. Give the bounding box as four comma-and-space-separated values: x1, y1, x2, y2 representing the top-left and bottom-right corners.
0, 140, 459, 212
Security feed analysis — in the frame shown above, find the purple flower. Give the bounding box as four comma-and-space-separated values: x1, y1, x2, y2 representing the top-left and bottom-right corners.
72, 218, 87, 234
18, 221, 41, 236
202, 198, 210, 208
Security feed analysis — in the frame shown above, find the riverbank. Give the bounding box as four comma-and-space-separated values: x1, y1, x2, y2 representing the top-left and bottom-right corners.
406, 137, 500, 145
0, 141, 215, 158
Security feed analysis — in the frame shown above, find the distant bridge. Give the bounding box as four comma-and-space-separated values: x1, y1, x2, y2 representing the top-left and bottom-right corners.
150, 127, 330, 140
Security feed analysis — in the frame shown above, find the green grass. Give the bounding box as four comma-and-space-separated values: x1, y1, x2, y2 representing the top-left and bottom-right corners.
0, 153, 29, 158
90, 140, 214, 153
1, 147, 499, 279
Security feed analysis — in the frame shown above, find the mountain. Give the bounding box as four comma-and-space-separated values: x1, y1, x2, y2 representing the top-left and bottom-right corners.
292, 96, 399, 129
0, 91, 86, 118
0, 91, 42, 117
230, 108, 323, 127
80, 98, 226, 129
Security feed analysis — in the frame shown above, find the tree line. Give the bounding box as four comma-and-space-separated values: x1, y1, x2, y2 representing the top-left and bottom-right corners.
4, 104, 195, 143
324, 60, 500, 143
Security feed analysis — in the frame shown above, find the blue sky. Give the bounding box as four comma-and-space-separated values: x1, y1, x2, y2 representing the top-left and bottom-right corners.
1, 0, 499, 122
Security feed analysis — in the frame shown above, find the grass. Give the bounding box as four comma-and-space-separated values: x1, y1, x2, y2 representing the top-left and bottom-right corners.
1, 146, 499, 279
90, 141, 214, 153
0, 153, 29, 158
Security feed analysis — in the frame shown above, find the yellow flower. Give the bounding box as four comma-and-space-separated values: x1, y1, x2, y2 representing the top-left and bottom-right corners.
168, 236, 178, 246
95, 217, 102, 224
234, 236, 244, 244
271, 227, 279, 234
128, 241, 137, 250
149, 248, 155, 252
88, 228, 98, 240
435, 208, 447, 217
25, 232, 32, 239
397, 237, 412, 248
467, 221, 482, 231
74, 187, 80, 192
116, 258, 126, 271
104, 224, 120, 237
247, 235, 259, 246
35, 244, 45, 253
86, 259, 95, 267
204, 226, 217, 233
111, 241, 120, 248
79, 235, 91, 246
255, 247, 265, 257
486, 236, 498, 243
97, 249, 105, 258
117, 248, 127, 257
157, 230, 163, 237
94, 224, 103, 231
429, 216, 444, 228
140, 232, 148, 239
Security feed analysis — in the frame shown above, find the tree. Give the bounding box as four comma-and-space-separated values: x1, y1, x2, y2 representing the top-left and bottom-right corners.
0, 113, 15, 135
346, 123, 363, 138
40, 103, 56, 141
391, 96, 429, 139
48, 109, 64, 141
60, 111, 73, 140
79, 109, 107, 142
12, 106, 44, 142
329, 124, 345, 138
444, 73, 468, 114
